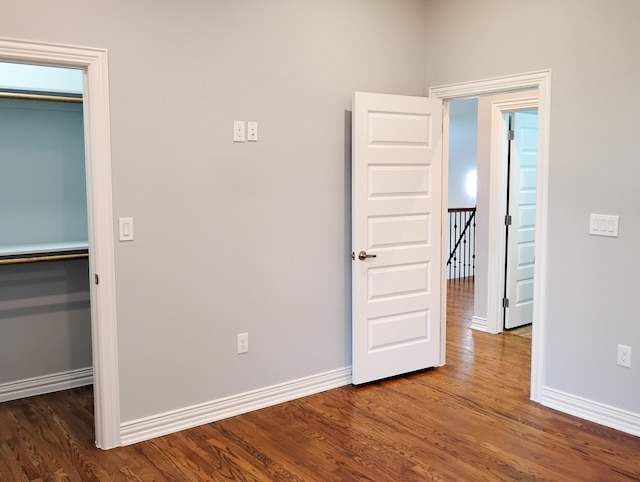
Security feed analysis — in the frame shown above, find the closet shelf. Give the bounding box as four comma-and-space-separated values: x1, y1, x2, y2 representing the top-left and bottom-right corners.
0, 242, 89, 265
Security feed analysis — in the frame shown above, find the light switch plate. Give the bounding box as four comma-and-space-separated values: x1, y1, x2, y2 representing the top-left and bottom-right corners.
589, 214, 619, 237
119, 217, 134, 241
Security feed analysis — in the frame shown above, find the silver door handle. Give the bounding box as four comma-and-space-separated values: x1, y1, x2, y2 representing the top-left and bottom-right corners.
358, 250, 377, 261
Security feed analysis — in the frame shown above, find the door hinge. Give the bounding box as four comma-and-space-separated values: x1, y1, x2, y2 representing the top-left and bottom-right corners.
505, 215, 512, 226
502, 297, 510, 308
507, 129, 514, 141
94, 274, 99, 285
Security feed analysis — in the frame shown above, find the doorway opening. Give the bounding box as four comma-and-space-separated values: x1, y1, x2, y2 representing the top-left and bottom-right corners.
0, 38, 120, 449
431, 70, 551, 402
445, 100, 539, 335
0, 63, 92, 406
445, 96, 478, 353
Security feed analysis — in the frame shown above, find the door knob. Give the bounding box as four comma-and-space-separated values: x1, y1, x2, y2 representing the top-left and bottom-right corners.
358, 250, 377, 261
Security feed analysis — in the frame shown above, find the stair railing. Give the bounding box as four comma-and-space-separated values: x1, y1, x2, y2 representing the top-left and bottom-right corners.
447, 207, 476, 280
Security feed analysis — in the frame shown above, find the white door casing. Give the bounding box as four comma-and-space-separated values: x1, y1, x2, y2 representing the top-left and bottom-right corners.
352, 92, 443, 385
0, 38, 120, 449
505, 111, 538, 330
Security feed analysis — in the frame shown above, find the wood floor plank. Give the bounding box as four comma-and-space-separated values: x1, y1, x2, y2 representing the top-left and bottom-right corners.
1, 279, 639, 480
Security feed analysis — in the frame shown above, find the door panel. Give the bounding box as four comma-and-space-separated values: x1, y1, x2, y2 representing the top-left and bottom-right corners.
352, 92, 442, 384
369, 165, 430, 196
505, 110, 538, 330
369, 214, 430, 247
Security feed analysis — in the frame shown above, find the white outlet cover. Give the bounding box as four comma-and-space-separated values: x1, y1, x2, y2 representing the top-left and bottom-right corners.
237, 333, 249, 354
233, 120, 245, 142
617, 344, 632, 368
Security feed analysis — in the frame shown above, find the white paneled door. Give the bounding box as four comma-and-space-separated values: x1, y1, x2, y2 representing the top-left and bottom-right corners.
352, 92, 443, 385
504, 110, 538, 330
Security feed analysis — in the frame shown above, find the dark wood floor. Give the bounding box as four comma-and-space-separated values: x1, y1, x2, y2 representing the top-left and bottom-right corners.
2, 279, 639, 481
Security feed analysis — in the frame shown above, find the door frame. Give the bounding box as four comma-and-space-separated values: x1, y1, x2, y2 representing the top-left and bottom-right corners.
0, 38, 120, 448
430, 70, 551, 402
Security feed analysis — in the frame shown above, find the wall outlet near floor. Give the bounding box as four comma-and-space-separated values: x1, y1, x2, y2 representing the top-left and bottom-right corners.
617, 344, 632, 368
237, 333, 249, 354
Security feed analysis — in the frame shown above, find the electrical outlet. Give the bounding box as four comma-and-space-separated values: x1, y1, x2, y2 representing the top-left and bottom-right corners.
617, 344, 632, 368
237, 333, 249, 354
233, 120, 245, 142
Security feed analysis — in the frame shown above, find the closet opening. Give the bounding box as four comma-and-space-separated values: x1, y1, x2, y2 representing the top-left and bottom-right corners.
0, 62, 93, 404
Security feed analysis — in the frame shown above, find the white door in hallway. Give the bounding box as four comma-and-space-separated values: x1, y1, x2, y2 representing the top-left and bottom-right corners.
351, 92, 443, 385
505, 110, 538, 330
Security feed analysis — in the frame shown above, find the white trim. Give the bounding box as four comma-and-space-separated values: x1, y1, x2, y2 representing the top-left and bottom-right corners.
0, 38, 120, 449
430, 71, 550, 99
120, 367, 352, 446
439, 101, 450, 367
0, 368, 93, 403
470, 316, 488, 332
430, 70, 552, 403
541, 387, 640, 437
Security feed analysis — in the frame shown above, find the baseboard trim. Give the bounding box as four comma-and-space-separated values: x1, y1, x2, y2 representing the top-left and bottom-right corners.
541, 386, 640, 437
120, 366, 352, 446
0, 367, 93, 403
470, 316, 488, 332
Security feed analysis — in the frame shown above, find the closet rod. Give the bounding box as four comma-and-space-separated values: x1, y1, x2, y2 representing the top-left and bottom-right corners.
0, 92, 82, 103
0, 253, 88, 266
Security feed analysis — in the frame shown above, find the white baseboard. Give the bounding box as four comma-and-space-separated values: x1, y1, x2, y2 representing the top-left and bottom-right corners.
470, 316, 488, 331
541, 386, 640, 437
0, 367, 93, 403
120, 366, 352, 446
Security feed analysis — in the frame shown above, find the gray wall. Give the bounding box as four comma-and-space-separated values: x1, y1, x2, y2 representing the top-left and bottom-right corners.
0, 98, 87, 247
0, 0, 428, 422
448, 98, 477, 209
426, 0, 640, 412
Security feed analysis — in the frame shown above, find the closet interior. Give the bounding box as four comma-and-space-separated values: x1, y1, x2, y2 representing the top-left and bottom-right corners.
0, 63, 93, 402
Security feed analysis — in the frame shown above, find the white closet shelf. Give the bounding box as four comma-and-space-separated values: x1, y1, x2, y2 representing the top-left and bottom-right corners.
0, 241, 89, 258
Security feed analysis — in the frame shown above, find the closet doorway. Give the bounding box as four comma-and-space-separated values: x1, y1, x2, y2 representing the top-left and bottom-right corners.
0, 63, 92, 403
0, 38, 120, 450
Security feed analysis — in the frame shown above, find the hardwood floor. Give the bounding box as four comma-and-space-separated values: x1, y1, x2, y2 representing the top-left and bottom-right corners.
2, 278, 639, 481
